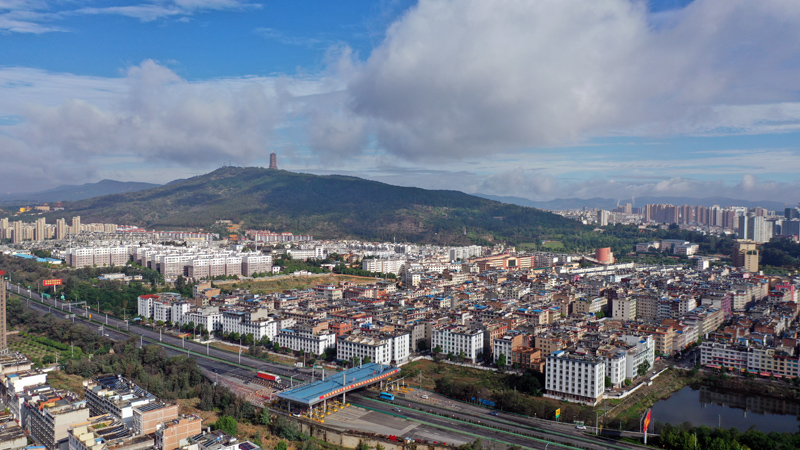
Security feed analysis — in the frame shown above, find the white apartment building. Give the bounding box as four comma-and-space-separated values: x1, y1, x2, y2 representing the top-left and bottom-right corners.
612, 297, 637, 321
180, 306, 223, 332
242, 254, 272, 276
137, 295, 159, 318
431, 327, 484, 362
221, 310, 277, 340
620, 335, 655, 379
362, 258, 407, 275
600, 347, 627, 387
493, 337, 515, 367
275, 326, 336, 356
337, 333, 410, 366
152, 301, 173, 323
170, 302, 191, 326
544, 351, 605, 406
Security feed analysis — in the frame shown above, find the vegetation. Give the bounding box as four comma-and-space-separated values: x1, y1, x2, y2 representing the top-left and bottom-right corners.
654, 423, 800, 450
54, 167, 585, 245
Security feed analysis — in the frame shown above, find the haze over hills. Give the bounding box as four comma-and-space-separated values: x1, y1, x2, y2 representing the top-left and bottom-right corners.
475, 194, 789, 212
0, 180, 161, 203
58, 167, 585, 245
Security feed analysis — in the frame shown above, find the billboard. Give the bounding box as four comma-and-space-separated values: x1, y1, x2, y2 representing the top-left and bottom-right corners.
43, 279, 63, 287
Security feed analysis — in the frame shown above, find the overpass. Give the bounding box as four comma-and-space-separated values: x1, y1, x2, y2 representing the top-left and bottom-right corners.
278, 363, 399, 416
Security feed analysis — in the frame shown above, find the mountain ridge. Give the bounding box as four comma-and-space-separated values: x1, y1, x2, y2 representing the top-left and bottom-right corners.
54, 167, 585, 245
0, 179, 161, 203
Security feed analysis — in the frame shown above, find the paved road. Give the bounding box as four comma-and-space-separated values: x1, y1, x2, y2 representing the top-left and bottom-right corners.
350, 392, 651, 450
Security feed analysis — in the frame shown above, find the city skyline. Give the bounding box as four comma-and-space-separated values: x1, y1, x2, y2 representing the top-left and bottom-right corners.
2, 0, 800, 202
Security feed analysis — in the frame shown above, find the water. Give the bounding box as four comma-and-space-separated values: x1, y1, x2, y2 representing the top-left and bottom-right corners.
650, 386, 800, 434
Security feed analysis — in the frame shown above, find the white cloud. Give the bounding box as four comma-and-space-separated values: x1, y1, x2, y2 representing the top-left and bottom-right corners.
304, 0, 800, 160
0, 0, 259, 32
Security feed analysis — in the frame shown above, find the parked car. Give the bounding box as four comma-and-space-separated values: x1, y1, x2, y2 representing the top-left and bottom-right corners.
576, 425, 587, 430
393, 408, 402, 412
489, 411, 499, 416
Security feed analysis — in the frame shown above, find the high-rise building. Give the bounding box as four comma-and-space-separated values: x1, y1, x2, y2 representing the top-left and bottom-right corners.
12, 221, 23, 244
738, 214, 772, 244
34, 217, 46, 241
597, 209, 610, 226
71, 216, 81, 235
732, 239, 759, 273
268, 152, 278, 170
55, 218, 67, 240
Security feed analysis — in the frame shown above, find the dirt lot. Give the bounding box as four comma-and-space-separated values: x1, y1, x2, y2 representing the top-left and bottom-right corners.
214, 274, 380, 294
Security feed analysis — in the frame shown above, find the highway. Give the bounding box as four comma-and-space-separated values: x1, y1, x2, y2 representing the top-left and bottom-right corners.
349, 392, 651, 450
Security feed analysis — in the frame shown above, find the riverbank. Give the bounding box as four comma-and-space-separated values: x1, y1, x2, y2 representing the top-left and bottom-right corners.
603, 368, 800, 430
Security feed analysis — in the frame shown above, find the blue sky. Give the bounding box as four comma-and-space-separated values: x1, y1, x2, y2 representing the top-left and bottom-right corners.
2, 0, 800, 203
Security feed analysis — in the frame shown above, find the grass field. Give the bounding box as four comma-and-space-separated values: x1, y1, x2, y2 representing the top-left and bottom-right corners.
542, 240, 565, 250
215, 274, 380, 294
401, 359, 508, 391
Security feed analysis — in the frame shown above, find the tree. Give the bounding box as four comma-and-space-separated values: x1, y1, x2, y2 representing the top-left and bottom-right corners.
624, 378, 632, 386
604, 376, 612, 388
433, 345, 442, 355
258, 407, 270, 426
215, 416, 238, 437
637, 360, 651, 377
363, 356, 371, 364
275, 441, 288, 450
352, 356, 360, 367
497, 353, 507, 368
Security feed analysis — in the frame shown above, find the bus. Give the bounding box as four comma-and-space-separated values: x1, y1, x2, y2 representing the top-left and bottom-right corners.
379, 392, 395, 401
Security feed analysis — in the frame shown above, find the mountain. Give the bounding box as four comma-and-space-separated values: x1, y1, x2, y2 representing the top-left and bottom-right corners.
477, 194, 788, 211
0, 180, 161, 203
58, 167, 585, 244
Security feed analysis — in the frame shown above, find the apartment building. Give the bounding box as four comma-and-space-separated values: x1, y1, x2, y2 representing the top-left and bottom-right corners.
26, 392, 90, 450
493, 332, 524, 367
132, 402, 179, 435
275, 325, 336, 356
180, 306, 223, 332
431, 327, 484, 362
154, 415, 202, 450
221, 309, 277, 340
337, 333, 410, 366
544, 351, 605, 406
84, 375, 157, 428
612, 297, 637, 321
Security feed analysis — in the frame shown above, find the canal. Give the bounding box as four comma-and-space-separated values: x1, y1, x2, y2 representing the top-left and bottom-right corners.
650, 386, 800, 433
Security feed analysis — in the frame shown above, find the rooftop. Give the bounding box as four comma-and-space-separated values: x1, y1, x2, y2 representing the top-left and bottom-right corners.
277, 363, 400, 407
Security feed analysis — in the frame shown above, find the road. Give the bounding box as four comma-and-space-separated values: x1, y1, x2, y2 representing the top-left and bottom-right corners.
349, 392, 652, 450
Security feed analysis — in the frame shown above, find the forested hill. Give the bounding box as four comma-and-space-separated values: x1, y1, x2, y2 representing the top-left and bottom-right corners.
59, 167, 585, 245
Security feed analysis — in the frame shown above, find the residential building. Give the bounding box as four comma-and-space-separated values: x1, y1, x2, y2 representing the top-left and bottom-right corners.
544, 351, 605, 406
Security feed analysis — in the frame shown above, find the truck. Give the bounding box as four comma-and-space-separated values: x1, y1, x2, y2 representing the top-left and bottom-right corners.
257, 371, 281, 383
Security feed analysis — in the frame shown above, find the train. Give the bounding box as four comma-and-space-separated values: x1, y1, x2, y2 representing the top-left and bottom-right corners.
257, 371, 281, 383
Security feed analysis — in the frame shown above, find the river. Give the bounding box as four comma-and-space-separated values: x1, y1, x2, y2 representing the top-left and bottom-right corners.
650, 386, 800, 433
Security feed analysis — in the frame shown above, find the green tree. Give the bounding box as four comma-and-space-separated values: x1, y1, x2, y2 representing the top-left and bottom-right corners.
363, 356, 371, 364
275, 441, 288, 450
497, 353, 507, 367
258, 407, 270, 426
215, 416, 238, 437
433, 345, 442, 355
637, 360, 651, 377
604, 376, 612, 388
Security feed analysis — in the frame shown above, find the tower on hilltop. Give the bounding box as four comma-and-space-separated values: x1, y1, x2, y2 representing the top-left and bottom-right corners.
269, 153, 278, 170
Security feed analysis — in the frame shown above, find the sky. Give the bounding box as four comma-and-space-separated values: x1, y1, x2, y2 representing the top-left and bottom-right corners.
2, 0, 800, 204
